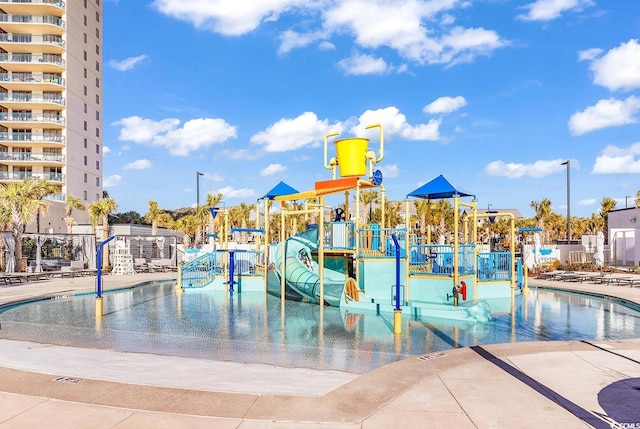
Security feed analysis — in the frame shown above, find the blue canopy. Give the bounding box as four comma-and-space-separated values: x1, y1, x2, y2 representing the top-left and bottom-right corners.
407, 175, 474, 200
261, 181, 300, 200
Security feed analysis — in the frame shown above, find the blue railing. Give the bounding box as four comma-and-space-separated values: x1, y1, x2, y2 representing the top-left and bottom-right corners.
180, 252, 217, 288
358, 226, 407, 258
477, 252, 512, 281
408, 244, 475, 275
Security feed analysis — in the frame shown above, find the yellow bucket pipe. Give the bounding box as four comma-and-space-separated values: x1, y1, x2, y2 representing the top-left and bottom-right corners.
323, 131, 340, 175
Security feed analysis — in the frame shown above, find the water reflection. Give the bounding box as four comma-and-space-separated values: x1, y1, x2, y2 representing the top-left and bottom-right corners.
0, 283, 638, 373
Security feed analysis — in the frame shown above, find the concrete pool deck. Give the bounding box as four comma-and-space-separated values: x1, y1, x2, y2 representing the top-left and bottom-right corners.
0, 273, 639, 428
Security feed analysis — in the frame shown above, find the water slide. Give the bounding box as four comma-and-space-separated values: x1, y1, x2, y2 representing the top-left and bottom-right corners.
271, 227, 351, 306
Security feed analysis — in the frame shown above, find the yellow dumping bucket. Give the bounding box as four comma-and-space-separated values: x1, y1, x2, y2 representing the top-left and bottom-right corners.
334, 137, 369, 177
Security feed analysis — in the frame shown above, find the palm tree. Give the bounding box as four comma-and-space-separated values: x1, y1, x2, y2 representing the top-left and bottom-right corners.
599, 197, 617, 244
360, 190, 378, 224
144, 200, 161, 236
413, 199, 430, 237
88, 197, 118, 268
0, 178, 54, 271
635, 190, 640, 209
175, 214, 197, 248
530, 198, 553, 243
64, 194, 85, 259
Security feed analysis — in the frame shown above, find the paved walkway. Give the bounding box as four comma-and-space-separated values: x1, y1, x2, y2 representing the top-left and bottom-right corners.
0, 273, 639, 428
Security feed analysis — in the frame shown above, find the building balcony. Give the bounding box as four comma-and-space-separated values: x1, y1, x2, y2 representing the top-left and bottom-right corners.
0, 92, 65, 108
0, 170, 64, 182
0, 112, 64, 127
0, 131, 64, 145
0, 14, 65, 36
0, 1, 65, 16
0, 72, 64, 90
0, 53, 64, 73
43, 191, 65, 202
0, 33, 64, 55
0, 151, 64, 163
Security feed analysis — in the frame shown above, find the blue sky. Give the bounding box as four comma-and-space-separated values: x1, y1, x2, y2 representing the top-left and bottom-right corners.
102, 0, 640, 218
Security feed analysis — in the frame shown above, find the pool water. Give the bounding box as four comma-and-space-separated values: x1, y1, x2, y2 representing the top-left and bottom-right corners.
0, 282, 638, 373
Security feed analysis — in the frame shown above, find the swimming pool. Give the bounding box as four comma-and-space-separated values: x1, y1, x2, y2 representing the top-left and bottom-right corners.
0, 281, 638, 373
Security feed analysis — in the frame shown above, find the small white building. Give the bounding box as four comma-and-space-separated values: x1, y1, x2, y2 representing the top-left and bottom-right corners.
608, 207, 640, 267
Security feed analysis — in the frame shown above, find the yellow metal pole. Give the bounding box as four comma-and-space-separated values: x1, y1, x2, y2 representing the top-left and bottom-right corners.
453, 196, 459, 292
319, 196, 325, 305
280, 206, 286, 302
394, 309, 402, 335
95, 297, 103, 318
380, 185, 386, 229
404, 199, 410, 303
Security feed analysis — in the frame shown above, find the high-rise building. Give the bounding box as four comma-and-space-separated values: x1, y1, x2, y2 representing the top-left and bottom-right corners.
0, 0, 102, 232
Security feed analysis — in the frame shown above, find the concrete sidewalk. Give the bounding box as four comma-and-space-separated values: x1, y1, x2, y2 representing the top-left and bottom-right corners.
0, 273, 638, 428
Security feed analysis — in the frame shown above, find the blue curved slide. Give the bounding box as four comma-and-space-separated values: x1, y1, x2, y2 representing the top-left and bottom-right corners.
271, 229, 351, 306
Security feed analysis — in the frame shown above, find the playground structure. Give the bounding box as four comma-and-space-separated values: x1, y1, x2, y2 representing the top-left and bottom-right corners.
178, 124, 527, 326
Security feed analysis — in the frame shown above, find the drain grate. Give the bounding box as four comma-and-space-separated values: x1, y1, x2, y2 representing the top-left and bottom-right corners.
53, 376, 84, 384
418, 352, 446, 361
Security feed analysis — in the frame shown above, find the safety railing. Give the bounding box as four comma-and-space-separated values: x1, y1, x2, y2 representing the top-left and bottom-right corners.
324, 221, 355, 250
477, 252, 512, 281
408, 243, 475, 275
215, 249, 263, 277
358, 227, 407, 258
180, 252, 217, 288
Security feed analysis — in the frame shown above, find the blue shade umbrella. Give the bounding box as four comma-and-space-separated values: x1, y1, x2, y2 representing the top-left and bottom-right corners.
406, 174, 474, 200
261, 181, 300, 200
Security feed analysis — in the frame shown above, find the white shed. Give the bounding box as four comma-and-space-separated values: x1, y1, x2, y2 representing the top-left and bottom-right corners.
608, 207, 640, 267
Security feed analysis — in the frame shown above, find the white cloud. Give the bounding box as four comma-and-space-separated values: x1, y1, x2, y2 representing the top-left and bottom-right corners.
578, 198, 597, 206
517, 0, 594, 21
113, 116, 237, 156
423, 96, 467, 114
578, 48, 602, 62
154, 0, 506, 68
592, 143, 640, 174
103, 146, 111, 154
123, 159, 152, 170
109, 55, 148, 71
103, 174, 123, 187
215, 186, 257, 199
250, 112, 341, 152
152, 0, 306, 36
202, 172, 224, 182
260, 163, 287, 177
379, 164, 400, 178
586, 39, 640, 91
568, 96, 640, 136
484, 159, 570, 178
337, 53, 391, 76
351, 106, 441, 141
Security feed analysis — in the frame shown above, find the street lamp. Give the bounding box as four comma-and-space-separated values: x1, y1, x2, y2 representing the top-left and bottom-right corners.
561, 160, 570, 243
196, 171, 204, 210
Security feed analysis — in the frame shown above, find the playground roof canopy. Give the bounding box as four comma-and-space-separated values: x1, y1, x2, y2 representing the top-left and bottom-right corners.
261, 181, 300, 200
407, 175, 474, 200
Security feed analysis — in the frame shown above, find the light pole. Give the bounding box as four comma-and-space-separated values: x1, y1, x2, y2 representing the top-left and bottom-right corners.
196, 171, 204, 210
561, 160, 570, 243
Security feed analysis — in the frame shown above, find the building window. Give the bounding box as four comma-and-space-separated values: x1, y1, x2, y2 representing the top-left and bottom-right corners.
84, 191, 87, 200
96, 94, 100, 104
84, 86, 87, 96
84, 156, 87, 166
96, 144, 99, 153
84, 68, 87, 78
84, 33, 87, 43
96, 12, 100, 22
96, 128, 100, 137
84, 15, 87, 26
96, 177, 100, 186
96, 0, 100, 5
95, 111, 99, 121
83, 50, 87, 60
95, 77, 99, 88
84, 0, 87, 7
84, 138, 88, 148
96, 61, 99, 71
96, 160, 100, 170
83, 121, 87, 131
84, 103, 87, 113
96, 45, 99, 55
84, 173, 87, 183
96, 28, 99, 38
